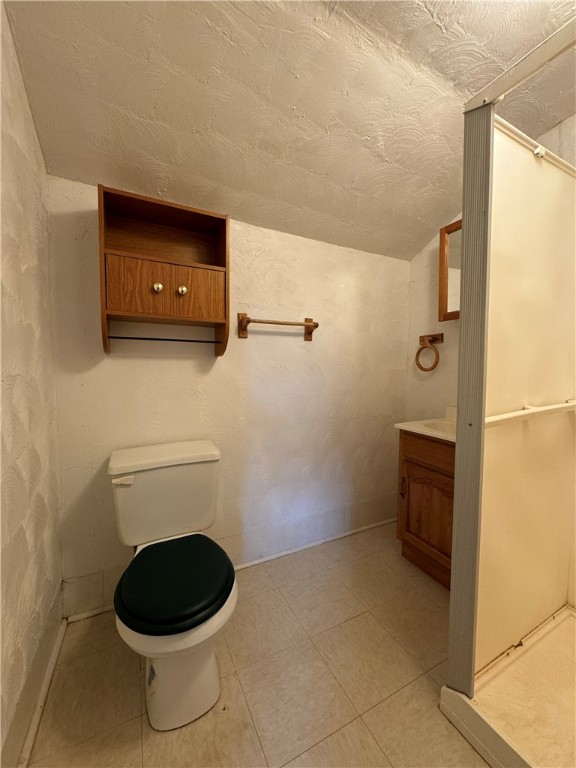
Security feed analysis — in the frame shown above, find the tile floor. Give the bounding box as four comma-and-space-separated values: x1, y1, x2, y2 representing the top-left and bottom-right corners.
29, 523, 488, 767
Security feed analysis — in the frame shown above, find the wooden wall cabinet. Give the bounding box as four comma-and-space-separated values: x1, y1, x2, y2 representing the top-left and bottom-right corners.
396, 431, 455, 589
99, 186, 229, 356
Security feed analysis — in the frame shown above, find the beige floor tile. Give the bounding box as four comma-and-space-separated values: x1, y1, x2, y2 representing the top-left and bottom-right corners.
284, 718, 392, 768
331, 546, 426, 602
327, 557, 391, 608
311, 537, 369, 570
311, 525, 395, 570
404, 624, 448, 671
235, 563, 276, 599
374, 612, 448, 671
407, 568, 451, 609
427, 659, 449, 687
224, 588, 306, 669
238, 641, 356, 768
264, 547, 328, 589
29, 717, 142, 768
31, 644, 142, 763
371, 546, 451, 609
367, 544, 419, 579
313, 612, 425, 713
368, 576, 449, 670
142, 674, 266, 768
348, 524, 398, 555
281, 570, 367, 636
58, 611, 122, 665
362, 675, 488, 768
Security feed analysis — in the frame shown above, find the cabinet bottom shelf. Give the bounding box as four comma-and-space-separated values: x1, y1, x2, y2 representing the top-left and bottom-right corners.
102, 312, 228, 356
401, 539, 451, 590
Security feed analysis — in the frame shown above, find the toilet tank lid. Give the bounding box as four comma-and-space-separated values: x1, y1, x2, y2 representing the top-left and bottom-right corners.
108, 440, 220, 475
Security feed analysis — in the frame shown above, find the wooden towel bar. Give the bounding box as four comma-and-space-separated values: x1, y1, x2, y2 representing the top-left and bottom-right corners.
237, 313, 319, 341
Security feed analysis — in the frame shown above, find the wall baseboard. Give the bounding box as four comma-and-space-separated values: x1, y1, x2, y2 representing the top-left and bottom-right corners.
1, 597, 66, 768
235, 518, 396, 571
67, 605, 114, 624
16, 620, 66, 768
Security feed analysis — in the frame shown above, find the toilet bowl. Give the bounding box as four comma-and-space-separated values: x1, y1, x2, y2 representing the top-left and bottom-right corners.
109, 441, 237, 731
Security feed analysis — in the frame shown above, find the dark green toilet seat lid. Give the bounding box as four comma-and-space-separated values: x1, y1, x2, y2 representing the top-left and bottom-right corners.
114, 534, 235, 636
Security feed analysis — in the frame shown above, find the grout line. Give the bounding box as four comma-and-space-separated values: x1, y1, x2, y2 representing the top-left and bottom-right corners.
315, 652, 361, 718
140, 706, 144, 768
235, 673, 270, 768
361, 709, 399, 768
219, 630, 237, 674
310, 608, 435, 716
231, 632, 312, 676
309, 608, 373, 642
277, 718, 366, 768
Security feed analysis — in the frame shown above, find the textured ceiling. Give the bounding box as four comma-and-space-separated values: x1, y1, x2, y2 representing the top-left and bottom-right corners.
6, 1, 575, 260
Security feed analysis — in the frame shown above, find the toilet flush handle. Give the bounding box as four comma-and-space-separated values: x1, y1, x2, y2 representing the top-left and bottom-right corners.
111, 475, 135, 485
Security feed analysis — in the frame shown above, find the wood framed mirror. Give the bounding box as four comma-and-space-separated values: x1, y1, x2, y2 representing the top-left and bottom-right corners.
438, 219, 462, 321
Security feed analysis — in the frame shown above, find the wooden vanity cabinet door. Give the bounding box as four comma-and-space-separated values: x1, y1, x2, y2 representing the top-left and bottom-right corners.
396, 431, 454, 589
404, 461, 453, 558
106, 254, 171, 316
171, 265, 225, 322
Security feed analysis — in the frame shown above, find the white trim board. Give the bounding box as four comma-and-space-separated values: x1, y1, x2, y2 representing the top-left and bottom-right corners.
16, 620, 66, 768
465, 18, 576, 112
440, 686, 530, 768
494, 116, 576, 177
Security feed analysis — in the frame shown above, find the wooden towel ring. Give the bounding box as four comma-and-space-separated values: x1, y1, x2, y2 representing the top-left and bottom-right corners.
415, 334, 444, 372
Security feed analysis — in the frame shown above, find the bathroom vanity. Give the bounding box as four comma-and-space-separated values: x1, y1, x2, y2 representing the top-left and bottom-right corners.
394, 416, 456, 589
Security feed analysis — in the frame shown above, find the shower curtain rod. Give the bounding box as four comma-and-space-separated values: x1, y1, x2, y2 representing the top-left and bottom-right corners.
485, 399, 575, 428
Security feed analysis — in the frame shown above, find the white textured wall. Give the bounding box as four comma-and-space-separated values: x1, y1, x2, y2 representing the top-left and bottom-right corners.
47, 176, 409, 616
539, 113, 576, 167
406, 230, 460, 420
475, 124, 575, 670
1, 9, 62, 748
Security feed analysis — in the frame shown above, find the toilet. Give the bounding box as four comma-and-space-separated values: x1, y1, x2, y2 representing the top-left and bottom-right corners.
108, 440, 237, 731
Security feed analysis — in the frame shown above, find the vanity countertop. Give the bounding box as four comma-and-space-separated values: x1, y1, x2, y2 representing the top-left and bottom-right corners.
394, 407, 456, 443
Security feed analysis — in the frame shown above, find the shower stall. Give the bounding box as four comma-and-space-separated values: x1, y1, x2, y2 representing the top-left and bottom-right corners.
440, 20, 575, 768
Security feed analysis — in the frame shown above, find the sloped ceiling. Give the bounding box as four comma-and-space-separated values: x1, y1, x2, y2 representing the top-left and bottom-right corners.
6, 1, 575, 259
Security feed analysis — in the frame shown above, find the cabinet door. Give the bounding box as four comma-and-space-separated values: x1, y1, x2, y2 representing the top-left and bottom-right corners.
171, 265, 225, 321
106, 254, 171, 316
404, 460, 453, 558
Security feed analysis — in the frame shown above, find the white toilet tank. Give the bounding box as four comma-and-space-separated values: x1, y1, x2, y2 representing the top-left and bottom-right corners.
108, 440, 220, 546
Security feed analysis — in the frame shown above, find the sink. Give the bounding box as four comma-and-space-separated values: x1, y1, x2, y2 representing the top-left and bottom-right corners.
422, 419, 456, 436
394, 411, 457, 442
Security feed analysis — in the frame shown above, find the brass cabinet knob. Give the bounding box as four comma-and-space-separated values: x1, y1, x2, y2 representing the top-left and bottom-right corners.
153, 283, 164, 293
178, 286, 188, 295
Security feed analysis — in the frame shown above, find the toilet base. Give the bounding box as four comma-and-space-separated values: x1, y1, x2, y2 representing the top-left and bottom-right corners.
145, 640, 221, 731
